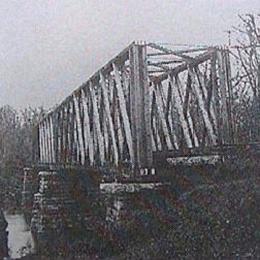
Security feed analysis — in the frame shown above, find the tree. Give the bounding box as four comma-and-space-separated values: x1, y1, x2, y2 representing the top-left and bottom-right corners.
0, 105, 20, 166
231, 14, 260, 141
0, 105, 45, 168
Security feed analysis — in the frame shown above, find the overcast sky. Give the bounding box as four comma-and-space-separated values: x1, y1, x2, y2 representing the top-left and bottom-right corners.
0, 0, 259, 109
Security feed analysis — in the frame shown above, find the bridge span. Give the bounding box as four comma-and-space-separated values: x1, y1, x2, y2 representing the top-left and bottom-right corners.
33, 42, 234, 174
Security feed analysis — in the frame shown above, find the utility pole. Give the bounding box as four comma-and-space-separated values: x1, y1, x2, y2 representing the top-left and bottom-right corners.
224, 30, 232, 46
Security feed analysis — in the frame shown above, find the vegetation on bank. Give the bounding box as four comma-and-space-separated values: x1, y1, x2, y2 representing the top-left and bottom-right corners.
112, 176, 259, 259
0, 106, 44, 212
17, 169, 260, 259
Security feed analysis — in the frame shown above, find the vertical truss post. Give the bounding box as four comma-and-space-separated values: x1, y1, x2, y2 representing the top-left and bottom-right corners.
54, 112, 58, 164
225, 48, 234, 144
33, 125, 39, 164
211, 52, 220, 142
129, 43, 153, 170
217, 48, 234, 145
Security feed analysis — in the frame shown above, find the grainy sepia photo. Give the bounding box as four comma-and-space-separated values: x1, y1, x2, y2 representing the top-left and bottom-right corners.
0, 1, 259, 259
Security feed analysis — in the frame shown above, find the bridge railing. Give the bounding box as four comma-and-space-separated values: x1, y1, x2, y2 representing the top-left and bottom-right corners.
34, 42, 234, 172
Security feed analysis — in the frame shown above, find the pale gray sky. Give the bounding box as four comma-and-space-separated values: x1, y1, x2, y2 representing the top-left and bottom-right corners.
0, 0, 259, 109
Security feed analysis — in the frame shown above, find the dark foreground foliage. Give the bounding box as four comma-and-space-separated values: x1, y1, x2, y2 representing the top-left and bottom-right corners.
111, 177, 259, 259
19, 169, 259, 260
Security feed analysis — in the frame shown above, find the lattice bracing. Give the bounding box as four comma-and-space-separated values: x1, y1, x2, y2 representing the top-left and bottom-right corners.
35, 42, 234, 172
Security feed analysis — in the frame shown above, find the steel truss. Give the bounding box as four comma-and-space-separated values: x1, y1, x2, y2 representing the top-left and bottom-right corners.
35, 42, 234, 172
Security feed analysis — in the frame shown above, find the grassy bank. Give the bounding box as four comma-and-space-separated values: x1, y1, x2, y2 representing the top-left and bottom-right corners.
112, 176, 259, 259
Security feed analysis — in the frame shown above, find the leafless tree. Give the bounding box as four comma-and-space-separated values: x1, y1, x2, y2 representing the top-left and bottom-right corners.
231, 14, 260, 141
0, 106, 45, 168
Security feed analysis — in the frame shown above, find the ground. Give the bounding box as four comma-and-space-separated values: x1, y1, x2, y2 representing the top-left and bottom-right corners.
3, 158, 260, 259
111, 175, 259, 259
